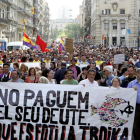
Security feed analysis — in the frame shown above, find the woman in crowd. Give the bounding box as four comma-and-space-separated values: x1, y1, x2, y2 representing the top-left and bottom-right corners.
50, 61, 56, 73
13, 62, 19, 70
55, 61, 61, 71
38, 76, 49, 84
60, 71, 67, 84
42, 69, 56, 84
36, 71, 42, 82
25, 67, 38, 83
47, 69, 56, 84
77, 67, 88, 82
110, 77, 121, 89
117, 64, 124, 77
19, 64, 28, 81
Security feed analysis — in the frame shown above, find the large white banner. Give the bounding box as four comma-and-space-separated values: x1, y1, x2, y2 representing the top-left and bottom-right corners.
0, 83, 137, 140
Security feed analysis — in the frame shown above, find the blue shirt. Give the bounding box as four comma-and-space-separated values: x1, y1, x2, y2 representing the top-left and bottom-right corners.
127, 79, 140, 104
10, 67, 14, 72
105, 74, 114, 87
135, 61, 140, 68
119, 75, 125, 81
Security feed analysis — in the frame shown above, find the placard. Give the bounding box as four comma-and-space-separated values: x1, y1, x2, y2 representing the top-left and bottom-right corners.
65, 38, 74, 53
114, 54, 125, 64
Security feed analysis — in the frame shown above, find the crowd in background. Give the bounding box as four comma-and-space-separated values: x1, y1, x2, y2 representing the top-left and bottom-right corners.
0, 44, 140, 140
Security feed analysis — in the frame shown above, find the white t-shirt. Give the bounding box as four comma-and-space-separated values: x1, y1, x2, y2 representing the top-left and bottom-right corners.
79, 79, 99, 87
48, 79, 56, 84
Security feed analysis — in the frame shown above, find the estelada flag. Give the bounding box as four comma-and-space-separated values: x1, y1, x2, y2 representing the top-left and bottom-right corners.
36, 35, 47, 52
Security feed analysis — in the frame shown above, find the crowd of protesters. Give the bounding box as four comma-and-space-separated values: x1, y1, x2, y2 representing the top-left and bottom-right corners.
0, 44, 140, 140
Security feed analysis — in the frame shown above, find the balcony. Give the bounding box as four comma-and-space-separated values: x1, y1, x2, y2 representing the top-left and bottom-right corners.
17, 23, 24, 29
7, 14, 14, 21
18, 7, 24, 14
7, 0, 13, 5
0, 0, 7, 5
0, 18, 8, 25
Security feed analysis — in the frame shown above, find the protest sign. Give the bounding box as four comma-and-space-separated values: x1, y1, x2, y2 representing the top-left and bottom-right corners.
114, 54, 125, 64
0, 83, 136, 140
65, 38, 73, 53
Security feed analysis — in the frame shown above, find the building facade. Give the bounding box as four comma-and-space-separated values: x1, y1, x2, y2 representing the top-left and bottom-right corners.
90, 0, 140, 47
0, 0, 49, 43
33, 0, 50, 42
57, 6, 73, 19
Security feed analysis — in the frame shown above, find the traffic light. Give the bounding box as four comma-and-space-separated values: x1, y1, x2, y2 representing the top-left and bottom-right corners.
31, 7, 34, 15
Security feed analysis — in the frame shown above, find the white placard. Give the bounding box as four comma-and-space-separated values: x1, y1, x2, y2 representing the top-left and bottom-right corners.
114, 54, 125, 64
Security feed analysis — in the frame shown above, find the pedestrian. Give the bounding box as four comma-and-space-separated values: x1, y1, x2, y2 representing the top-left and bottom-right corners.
54, 61, 67, 84
110, 76, 121, 89
46, 69, 56, 84
121, 65, 136, 88
41, 62, 46, 71
77, 67, 88, 82
8, 70, 24, 83
119, 67, 128, 81
79, 69, 99, 86
25, 67, 38, 83
102, 66, 114, 87
19, 64, 27, 81
60, 71, 68, 84
1, 63, 12, 82
62, 69, 78, 85
127, 68, 140, 140
135, 56, 140, 68
38, 76, 49, 84
67, 58, 81, 79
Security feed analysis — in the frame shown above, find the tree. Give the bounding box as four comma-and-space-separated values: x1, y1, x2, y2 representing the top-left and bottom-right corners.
64, 23, 83, 41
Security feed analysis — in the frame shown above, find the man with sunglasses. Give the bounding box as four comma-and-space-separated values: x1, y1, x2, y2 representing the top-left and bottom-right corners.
102, 66, 114, 87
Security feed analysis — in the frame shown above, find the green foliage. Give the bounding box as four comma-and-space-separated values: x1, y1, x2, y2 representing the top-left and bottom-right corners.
57, 30, 66, 38
64, 23, 83, 41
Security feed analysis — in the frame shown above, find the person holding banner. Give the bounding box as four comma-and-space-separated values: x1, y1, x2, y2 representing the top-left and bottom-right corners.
127, 68, 140, 140
79, 69, 99, 86
110, 76, 121, 89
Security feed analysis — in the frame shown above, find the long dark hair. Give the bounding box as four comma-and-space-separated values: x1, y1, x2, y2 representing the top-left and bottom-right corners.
42, 69, 51, 78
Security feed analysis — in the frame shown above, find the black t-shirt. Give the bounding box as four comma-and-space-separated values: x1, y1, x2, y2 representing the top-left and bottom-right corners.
95, 72, 101, 81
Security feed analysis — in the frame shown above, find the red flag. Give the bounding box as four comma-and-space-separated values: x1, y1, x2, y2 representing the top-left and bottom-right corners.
36, 35, 47, 52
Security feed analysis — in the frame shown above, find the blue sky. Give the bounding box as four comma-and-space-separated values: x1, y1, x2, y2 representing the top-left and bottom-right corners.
46, 0, 82, 19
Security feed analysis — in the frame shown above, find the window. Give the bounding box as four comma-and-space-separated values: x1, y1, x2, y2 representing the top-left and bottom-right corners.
113, 23, 117, 30
121, 23, 125, 30
0, 9, 1, 18
3, 10, 4, 18
102, 9, 110, 15
104, 23, 109, 30
120, 9, 125, 14
139, 9, 140, 17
